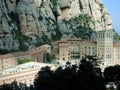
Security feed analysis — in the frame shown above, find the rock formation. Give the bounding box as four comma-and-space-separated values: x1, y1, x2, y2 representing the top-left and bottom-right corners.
57, 0, 112, 32
0, 0, 113, 51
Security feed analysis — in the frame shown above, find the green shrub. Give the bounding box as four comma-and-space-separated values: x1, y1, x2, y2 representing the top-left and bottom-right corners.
18, 58, 32, 64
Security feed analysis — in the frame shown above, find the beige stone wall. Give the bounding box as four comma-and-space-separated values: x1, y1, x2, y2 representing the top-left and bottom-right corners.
59, 42, 68, 60
67, 39, 81, 60
0, 68, 40, 85
41, 44, 51, 53
97, 30, 113, 67
67, 45, 80, 60
58, 38, 97, 61
113, 47, 120, 65
0, 44, 51, 70
0, 62, 55, 85
81, 42, 97, 57
31, 51, 45, 62
0, 57, 17, 70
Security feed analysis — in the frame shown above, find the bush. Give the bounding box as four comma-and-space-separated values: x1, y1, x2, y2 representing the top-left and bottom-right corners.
18, 58, 32, 64
34, 58, 105, 90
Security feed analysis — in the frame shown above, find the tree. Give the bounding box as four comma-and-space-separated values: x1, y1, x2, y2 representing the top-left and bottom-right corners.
104, 65, 120, 90
77, 14, 93, 27
113, 29, 120, 41
0, 57, 106, 90
0, 81, 19, 90
44, 53, 55, 63
34, 57, 105, 90
104, 65, 120, 83
18, 58, 32, 64
0, 81, 33, 90
0, 84, 11, 90
68, 14, 94, 40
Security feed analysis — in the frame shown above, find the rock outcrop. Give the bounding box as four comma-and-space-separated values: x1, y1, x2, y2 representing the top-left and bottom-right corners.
0, 0, 113, 51
57, 0, 112, 32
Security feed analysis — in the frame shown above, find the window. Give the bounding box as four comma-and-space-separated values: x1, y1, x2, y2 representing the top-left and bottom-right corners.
89, 47, 90, 49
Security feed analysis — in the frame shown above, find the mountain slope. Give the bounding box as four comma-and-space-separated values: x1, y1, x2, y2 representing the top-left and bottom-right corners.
0, 0, 113, 52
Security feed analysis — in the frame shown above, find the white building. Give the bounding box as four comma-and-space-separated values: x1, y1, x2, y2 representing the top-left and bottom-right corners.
0, 62, 55, 85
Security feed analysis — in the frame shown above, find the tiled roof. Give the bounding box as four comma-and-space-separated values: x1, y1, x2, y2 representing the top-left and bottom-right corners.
10, 51, 29, 57
113, 43, 120, 47
59, 39, 68, 43
0, 45, 48, 59
0, 54, 14, 59
67, 38, 81, 41
53, 41, 59, 44
84, 40, 97, 45
29, 48, 46, 54
0, 51, 30, 59
0, 62, 55, 77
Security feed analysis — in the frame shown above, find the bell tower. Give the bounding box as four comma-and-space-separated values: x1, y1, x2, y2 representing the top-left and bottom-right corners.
97, 30, 113, 67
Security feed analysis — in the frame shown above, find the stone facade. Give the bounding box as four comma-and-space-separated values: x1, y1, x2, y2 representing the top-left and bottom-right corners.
0, 62, 55, 85
97, 30, 113, 67
113, 43, 120, 65
53, 30, 120, 68
0, 54, 17, 69
55, 35, 97, 61
0, 44, 51, 69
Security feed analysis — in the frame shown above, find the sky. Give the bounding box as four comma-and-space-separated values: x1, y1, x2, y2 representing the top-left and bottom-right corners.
102, 0, 120, 34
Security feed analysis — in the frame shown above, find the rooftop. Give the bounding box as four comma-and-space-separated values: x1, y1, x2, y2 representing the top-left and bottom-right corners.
0, 62, 55, 77
0, 54, 14, 59
0, 44, 50, 59
83, 40, 97, 45
10, 51, 29, 57
113, 43, 120, 47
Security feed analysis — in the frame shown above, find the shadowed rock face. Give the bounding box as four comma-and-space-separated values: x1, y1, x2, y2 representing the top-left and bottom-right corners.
0, 0, 113, 51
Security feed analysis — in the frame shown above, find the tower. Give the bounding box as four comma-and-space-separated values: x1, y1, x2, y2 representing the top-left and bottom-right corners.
97, 30, 113, 67
59, 34, 68, 60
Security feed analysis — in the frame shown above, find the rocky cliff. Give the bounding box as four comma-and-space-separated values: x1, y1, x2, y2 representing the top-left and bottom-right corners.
0, 0, 113, 52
